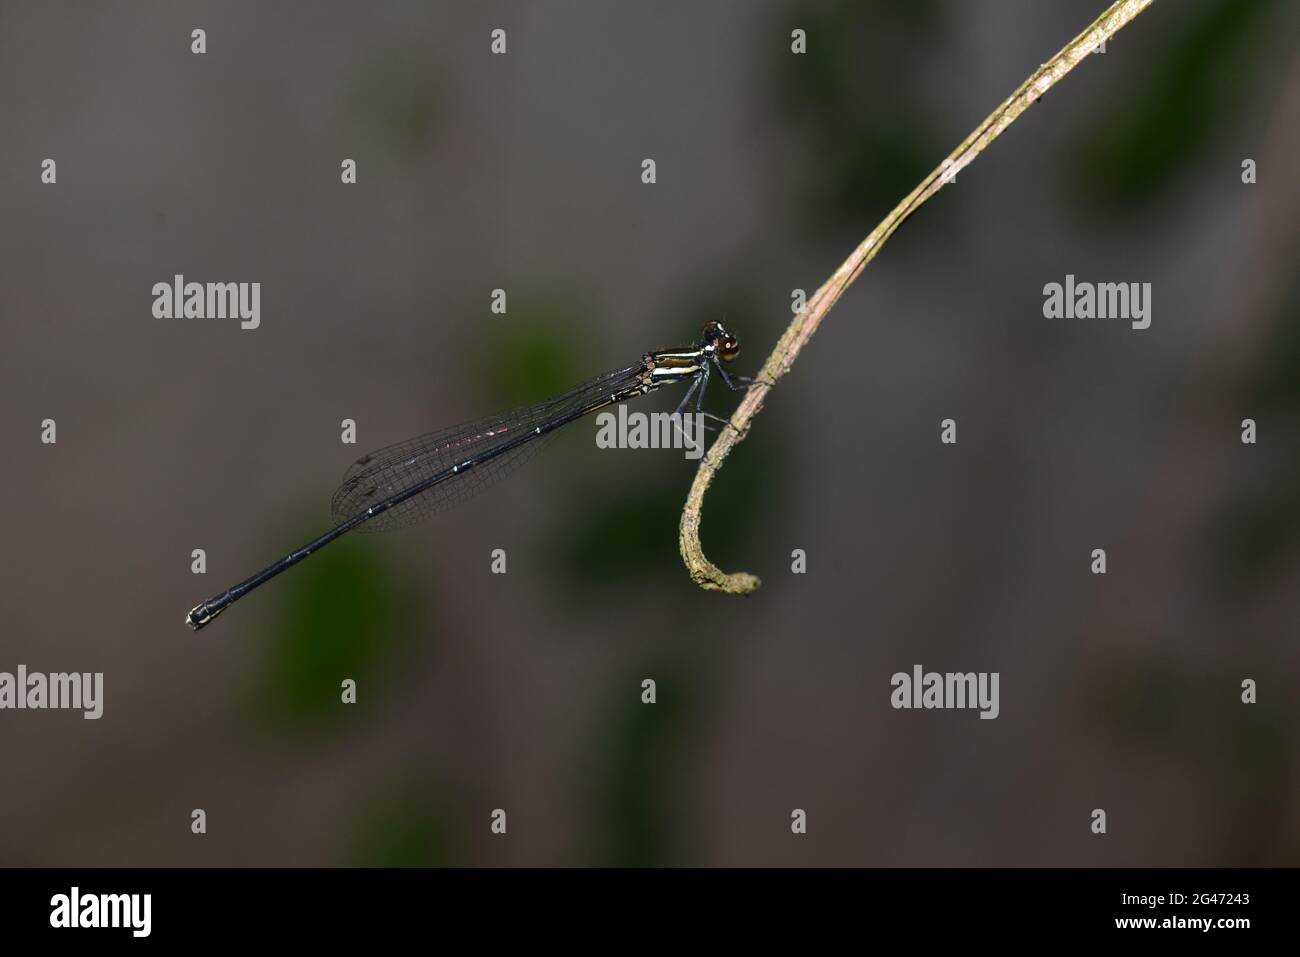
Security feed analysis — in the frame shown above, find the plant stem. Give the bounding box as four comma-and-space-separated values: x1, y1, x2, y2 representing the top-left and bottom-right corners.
680, 0, 1158, 594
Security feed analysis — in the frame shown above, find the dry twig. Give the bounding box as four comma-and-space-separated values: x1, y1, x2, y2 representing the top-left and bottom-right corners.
680, 0, 1159, 594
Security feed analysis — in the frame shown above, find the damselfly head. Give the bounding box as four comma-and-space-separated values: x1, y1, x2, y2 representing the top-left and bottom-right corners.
702, 320, 740, 361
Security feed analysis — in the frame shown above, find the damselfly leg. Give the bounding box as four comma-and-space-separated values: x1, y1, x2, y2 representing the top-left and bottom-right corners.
712, 356, 753, 391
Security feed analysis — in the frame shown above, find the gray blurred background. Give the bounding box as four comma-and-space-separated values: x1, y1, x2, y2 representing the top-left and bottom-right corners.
0, 0, 1297, 866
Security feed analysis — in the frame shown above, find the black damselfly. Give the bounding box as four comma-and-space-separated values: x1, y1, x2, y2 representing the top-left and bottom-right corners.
185, 321, 748, 630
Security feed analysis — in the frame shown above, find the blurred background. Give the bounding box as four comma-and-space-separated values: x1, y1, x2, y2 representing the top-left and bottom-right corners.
0, 0, 1296, 866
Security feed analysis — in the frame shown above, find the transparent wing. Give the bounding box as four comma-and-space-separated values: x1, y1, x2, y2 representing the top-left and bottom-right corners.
330, 365, 643, 531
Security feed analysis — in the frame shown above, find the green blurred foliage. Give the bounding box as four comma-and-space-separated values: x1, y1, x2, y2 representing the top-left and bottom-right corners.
1088, 653, 1298, 863
473, 288, 596, 409
1071, 0, 1277, 209
343, 45, 440, 162
344, 778, 455, 866
774, 0, 945, 229
242, 519, 416, 735
1211, 693, 1297, 864
1088, 651, 1185, 742
1209, 276, 1300, 584
1247, 275, 1300, 415
549, 421, 778, 588
1211, 481, 1300, 586
585, 656, 701, 866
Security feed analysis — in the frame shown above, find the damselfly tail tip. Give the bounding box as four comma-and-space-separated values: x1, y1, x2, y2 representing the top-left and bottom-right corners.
186, 602, 217, 631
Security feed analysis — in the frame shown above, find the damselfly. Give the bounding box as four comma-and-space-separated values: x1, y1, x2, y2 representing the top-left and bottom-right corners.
185, 321, 749, 630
